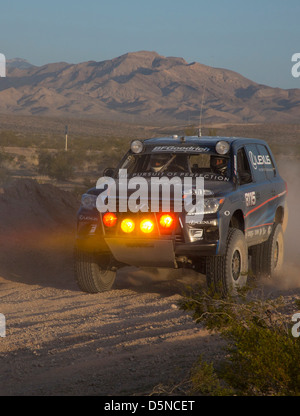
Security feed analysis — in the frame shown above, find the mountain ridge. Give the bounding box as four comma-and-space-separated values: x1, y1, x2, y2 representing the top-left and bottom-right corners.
1, 51, 300, 124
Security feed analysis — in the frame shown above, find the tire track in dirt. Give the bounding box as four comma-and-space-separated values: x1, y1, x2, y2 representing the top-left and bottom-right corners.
0, 269, 224, 395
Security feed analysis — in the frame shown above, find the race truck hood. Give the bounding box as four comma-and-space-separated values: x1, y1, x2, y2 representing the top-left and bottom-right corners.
202, 180, 235, 197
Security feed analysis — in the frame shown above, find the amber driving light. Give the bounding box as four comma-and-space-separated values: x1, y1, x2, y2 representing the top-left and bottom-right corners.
103, 212, 117, 227
159, 214, 174, 229
121, 218, 135, 233
140, 219, 154, 234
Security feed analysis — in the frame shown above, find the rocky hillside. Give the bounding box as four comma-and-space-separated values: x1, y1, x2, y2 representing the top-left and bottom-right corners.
1, 51, 300, 124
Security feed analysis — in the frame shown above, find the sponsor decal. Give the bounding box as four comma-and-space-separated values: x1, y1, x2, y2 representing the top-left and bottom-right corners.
88, 224, 97, 235
192, 219, 218, 225
246, 230, 254, 239
192, 229, 204, 239
79, 215, 98, 222
248, 151, 272, 170
131, 172, 230, 182
152, 146, 210, 153
246, 224, 273, 240
245, 191, 256, 207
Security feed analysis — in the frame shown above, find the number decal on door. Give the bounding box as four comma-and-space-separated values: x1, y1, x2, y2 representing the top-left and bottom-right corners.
245, 191, 256, 207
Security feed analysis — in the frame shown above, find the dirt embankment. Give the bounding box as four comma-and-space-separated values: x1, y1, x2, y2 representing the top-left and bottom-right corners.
0, 159, 299, 396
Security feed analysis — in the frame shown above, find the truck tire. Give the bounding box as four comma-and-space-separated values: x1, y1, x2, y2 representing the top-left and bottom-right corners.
206, 228, 248, 296
251, 223, 284, 279
74, 248, 116, 293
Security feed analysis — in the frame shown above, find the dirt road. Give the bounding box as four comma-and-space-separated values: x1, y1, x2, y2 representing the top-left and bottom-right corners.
0, 260, 224, 395
0, 160, 299, 396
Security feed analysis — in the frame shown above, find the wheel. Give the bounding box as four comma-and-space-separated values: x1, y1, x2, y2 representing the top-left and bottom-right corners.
251, 223, 284, 279
74, 248, 116, 293
206, 228, 248, 296
266, 223, 284, 278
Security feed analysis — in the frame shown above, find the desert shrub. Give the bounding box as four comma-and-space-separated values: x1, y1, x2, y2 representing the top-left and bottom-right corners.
37, 150, 76, 181
189, 356, 232, 396
180, 287, 300, 396
0, 149, 13, 185
37, 151, 52, 174
0, 167, 11, 186
0, 148, 14, 165
16, 154, 26, 164
150, 355, 232, 396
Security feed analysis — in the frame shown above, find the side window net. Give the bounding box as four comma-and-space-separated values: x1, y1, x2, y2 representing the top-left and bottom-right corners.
237, 148, 252, 184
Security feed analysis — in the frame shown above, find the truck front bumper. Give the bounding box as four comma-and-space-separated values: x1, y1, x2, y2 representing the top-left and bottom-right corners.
104, 238, 177, 268
104, 237, 218, 268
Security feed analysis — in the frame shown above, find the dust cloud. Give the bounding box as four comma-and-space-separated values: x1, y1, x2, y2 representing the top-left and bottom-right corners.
274, 157, 300, 289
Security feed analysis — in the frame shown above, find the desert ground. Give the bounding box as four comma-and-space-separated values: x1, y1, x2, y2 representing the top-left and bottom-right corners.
0, 117, 299, 395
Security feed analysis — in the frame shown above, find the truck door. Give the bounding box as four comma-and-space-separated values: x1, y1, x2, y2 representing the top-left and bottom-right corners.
243, 143, 273, 245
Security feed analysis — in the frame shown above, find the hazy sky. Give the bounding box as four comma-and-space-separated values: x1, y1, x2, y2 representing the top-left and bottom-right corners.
1, 0, 300, 88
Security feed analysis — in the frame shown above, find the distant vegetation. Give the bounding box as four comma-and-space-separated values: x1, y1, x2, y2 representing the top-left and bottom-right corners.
0, 129, 132, 188
0, 120, 299, 190
37, 151, 76, 181
0, 129, 131, 153
0, 147, 14, 185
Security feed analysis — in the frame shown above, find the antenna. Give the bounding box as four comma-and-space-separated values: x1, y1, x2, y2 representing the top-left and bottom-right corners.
198, 77, 207, 137
198, 58, 214, 138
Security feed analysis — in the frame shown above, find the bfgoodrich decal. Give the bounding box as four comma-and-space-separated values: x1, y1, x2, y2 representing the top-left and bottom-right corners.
152, 146, 210, 153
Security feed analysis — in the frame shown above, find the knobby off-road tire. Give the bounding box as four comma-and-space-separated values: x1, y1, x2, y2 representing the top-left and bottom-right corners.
74, 248, 116, 293
251, 223, 284, 279
206, 228, 248, 296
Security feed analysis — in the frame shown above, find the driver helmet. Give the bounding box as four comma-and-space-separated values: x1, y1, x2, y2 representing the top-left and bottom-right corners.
150, 154, 170, 172
210, 156, 228, 175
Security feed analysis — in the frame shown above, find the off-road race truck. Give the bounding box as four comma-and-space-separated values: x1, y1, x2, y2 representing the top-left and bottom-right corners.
74, 136, 288, 295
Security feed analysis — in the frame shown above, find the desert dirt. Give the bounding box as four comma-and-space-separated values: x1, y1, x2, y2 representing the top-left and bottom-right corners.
0, 158, 299, 396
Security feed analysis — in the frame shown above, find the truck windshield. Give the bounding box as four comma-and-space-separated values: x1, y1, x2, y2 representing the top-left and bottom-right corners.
118, 152, 231, 180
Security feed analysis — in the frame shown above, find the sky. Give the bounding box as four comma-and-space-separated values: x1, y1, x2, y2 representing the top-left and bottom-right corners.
1, 0, 300, 89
